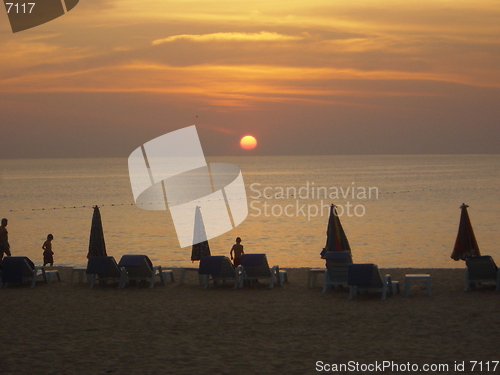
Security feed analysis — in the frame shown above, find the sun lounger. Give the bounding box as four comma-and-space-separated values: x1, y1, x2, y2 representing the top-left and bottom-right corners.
347, 263, 396, 300
86, 256, 124, 288
117, 255, 163, 288
465, 256, 500, 291
322, 251, 353, 293
239, 254, 284, 289
198, 256, 240, 289
1, 257, 47, 288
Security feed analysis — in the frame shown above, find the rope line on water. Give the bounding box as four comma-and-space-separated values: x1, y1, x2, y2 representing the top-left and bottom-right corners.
3, 186, 499, 212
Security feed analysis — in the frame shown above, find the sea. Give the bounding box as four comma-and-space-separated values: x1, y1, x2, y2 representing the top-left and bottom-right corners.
0, 155, 499, 269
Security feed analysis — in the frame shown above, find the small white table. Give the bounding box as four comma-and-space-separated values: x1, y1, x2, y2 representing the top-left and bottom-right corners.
404, 274, 432, 297
45, 270, 61, 285
70, 268, 87, 283
161, 270, 175, 285
307, 269, 325, 288
279, 270, 288, 285
178, 267, 202, 286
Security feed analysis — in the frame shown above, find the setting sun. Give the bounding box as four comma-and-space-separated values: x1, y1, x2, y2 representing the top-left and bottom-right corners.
240, 135, 257, 150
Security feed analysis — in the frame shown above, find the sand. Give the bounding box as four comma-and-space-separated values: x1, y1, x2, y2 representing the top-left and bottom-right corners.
1, 267, 500, 375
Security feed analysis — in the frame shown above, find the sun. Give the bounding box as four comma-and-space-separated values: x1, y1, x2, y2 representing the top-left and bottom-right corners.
240, 135, 257, 150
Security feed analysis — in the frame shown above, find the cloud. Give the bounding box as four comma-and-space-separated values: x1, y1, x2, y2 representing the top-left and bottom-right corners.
152, 31, 304, 45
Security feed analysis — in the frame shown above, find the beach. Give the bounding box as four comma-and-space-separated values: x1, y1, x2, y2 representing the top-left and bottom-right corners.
2, 267, 499, 375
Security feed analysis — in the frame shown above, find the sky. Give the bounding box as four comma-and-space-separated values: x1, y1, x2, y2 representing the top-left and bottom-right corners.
0, 0, 499, 158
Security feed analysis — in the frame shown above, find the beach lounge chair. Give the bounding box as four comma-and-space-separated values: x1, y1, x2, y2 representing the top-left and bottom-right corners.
198, 256, 240, 289
465, 256, 500, 291
322, 251, 353, 293
347, 263, 396, 300
86, 256, 124, 288
239, 254, 284, 289
1, 256, 47, 288
117, 255, 164, 289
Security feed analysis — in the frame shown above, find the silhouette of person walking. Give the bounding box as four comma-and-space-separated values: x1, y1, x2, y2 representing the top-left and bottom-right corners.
0, 218, 11, 264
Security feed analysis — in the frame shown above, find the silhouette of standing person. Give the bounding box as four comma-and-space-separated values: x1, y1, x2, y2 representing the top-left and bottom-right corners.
0, 218, 11, 264
42, 234, 54, 267
230, 237, 244, 267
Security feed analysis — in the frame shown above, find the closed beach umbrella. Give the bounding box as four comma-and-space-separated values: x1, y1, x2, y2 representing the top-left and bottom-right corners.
87, 205, 107, 258
321, 204, 351, 258
190, 206, 211, 261
451, 203, 480, 261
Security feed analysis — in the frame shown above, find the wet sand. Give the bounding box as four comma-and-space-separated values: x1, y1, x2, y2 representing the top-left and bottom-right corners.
1, 267, 499, 375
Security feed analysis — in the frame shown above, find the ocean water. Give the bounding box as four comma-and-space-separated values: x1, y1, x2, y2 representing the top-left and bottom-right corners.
0, 155, 499, 269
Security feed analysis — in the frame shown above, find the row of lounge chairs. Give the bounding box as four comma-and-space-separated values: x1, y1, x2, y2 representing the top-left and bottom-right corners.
86, 255, 168, 289
0, 255, 170, 289
0, 253, 286, 290
321, 251, 500, 299
321, 251, 399, 300
87, 253, 285, 289
2, 253, 499, 296
198, 254, 286, 289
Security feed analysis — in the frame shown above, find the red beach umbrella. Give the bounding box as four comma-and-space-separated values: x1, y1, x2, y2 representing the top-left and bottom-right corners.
321, 204, 351, 258
451, 203, 480, 261
87, 205, 107, 258
190, 206, 211, 261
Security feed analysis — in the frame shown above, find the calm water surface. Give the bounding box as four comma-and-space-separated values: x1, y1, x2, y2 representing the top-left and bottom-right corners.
0, 155, 499, 269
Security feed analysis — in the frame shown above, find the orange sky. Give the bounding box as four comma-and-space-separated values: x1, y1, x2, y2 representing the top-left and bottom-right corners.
0, 0, 499, 157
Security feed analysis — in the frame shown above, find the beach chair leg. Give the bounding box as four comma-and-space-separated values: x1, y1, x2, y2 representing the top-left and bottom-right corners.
161, 271, 174, 286
167, 271, 175, 283
178, 268, 186, 286
404, 280, 411, 297
118, 269, 127, 289
382, 275, 392, 300
269, 276, 274, 289
31, 269, 45, 288
203, 275, 209, 289
89, 275, 96, 288
239, 272, 245, 288
464, 270, 470, 292
235, 266, 243, 289
391, 281, 400, 295
322, 271, 331, 293
158, 270, 164, 287
348, 286, 358, 300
